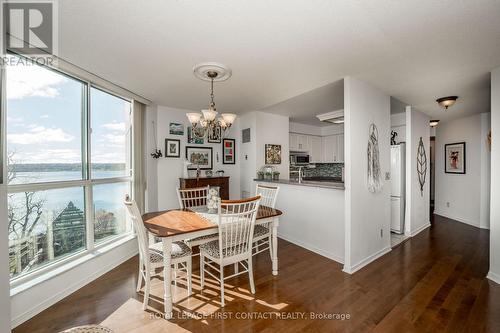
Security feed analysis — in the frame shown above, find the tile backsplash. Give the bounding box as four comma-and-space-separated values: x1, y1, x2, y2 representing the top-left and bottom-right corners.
290, 163, 344, 179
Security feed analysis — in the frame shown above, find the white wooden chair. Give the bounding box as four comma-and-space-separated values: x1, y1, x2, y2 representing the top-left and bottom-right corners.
177, 187, 219, 252
252, 184, 279, 257
199, 196, 261, 307
124, 195, 192, 310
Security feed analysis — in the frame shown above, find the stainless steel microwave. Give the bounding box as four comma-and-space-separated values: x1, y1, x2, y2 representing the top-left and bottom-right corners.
290, 153, 310, 165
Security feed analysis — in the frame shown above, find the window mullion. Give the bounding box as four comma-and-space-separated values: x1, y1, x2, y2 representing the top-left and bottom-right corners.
85, 82, 94, 250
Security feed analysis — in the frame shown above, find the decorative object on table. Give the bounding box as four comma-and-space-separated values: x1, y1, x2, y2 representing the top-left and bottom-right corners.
205, 170, 213, 177
150, 121, 162, 159
367, 123, 382, 193
265, 171, 273, 180
257, 171, 264, 180
272, 171, 280, 181
417, 137, 427, 196
165, 138, 181, 158
207, 187, 220, 213
436, 96, 458, 110
186, 146, 213, 170
391, 131, 398, 145
445, 142, 466, 174
242, 128, 251, 143
222, 138, 236, 164
208, 125, 222, 143
186, 63, 236, 140
187, 126, 204, 144
169, 122, 184, 135
265, 144, 282, 164
487, 130, 491, 151
216, 170, 225, 177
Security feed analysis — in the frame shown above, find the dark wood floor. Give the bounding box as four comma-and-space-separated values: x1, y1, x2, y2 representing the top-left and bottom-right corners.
14, 215, 500, 333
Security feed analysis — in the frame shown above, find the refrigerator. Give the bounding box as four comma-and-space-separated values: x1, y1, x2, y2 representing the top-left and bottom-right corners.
391, 143, 406, 234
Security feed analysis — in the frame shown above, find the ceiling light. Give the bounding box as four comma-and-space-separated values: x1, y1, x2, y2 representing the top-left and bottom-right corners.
332, 117, 344, 124
436, 96, 458, 109
430, 120, 440, 127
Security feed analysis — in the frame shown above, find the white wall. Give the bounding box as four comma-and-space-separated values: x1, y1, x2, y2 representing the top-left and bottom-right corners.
289, 122, 322, 136
405, 107, 430, 236
144, 105, 159, 212
391, 112, 406, 144
343, 77, 391, 274
154, 106, 241, 210
489, 67, 500, 284
434, 113, 490, 228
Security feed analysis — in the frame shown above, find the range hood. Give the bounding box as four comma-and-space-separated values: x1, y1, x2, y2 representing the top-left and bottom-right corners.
316, 109, 344, 124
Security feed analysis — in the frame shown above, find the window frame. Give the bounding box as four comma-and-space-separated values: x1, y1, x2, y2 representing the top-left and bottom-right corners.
5, 54, 136, 285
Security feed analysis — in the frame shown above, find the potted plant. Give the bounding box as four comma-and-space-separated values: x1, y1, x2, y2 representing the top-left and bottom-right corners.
257, 171, 264, 180
265, 171, 273, 180
273, 171, 280, 180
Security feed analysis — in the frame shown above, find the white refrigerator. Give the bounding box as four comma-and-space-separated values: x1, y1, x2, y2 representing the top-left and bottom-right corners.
391, 143, 406, 234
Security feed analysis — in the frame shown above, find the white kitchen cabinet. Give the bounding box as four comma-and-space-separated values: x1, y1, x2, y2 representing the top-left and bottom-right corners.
291, 132, 343, 163
321, 134, 344, 163
309, 136, 322, 162
289, 133, 299, 151
336, 134, 344, 163
297, 134, 309, 151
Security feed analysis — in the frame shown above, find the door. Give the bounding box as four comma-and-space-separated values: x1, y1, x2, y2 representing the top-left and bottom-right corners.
310, 136, 322, 162
336, 134, 344, 163
322, 135, 335, 163
289, 133, 298, 151
391, 197, 403, 233
297, 135, 309, 151
391, 145, 402, 197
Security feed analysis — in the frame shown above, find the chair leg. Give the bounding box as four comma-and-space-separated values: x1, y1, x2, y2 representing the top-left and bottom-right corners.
143, 269, 151, 310
174, 263, 178, 288
268, 234, 273, 260
234, 262, 239, 274
187, 257, 192, 296
200, 253, 205, 290
248, 258, 256, 294
136, 261, 143, 292
220, 264, 225, 307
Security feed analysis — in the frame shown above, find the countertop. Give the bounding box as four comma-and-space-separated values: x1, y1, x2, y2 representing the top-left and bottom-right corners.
254, 178, 345, 190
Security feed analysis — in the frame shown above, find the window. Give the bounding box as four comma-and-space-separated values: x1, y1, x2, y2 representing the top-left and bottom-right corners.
5, 55, 134, 280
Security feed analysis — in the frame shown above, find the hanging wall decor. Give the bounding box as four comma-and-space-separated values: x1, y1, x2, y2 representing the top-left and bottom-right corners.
417, 137, 427, 196
367, 123, 382, 193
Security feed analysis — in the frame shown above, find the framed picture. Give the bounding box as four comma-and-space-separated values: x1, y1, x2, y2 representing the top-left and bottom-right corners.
165, 138, 180, 158
222, 138, 236, 164
187, 126, 204, 144
265, 144, 281, 164
445, 142, 466, 174
208, 126, 222, 143
169, 122, 184, 135
186, 146, 213, 170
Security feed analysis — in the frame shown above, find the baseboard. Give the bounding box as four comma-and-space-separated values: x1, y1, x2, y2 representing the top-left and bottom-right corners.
487, 271, 500, 285
410, 222, 431, 237
342, 246, 391, 274
433, 211, 482, 229
277, 233, 344, 264
11, 241, 138, 329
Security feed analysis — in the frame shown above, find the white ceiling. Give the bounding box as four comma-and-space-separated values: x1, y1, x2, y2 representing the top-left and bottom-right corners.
58, 0, 500, 123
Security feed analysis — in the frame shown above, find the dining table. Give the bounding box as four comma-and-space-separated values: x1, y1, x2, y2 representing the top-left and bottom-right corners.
141, 205, 283, 318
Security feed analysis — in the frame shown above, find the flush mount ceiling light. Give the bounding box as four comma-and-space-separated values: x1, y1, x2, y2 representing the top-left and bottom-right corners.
187, 63, 236, 139
430, 120, 440, 127
436, 96, 458, 110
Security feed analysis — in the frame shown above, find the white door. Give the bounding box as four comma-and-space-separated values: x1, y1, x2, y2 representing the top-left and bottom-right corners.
290, 133, 298, 151
391, 145, 402, 197
322, 136, 335, 162
310, 136, 322, 162
391, 197, 402, 233
297, 135, 309, 151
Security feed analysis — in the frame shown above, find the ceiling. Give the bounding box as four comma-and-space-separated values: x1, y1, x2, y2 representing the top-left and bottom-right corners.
58, 1, 500, 123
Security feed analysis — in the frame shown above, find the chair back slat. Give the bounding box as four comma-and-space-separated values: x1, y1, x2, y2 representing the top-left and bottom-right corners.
256, 184, 279, 208
124, 195, 150, 270
217, 196, 261, 260
177, 186, 209, 209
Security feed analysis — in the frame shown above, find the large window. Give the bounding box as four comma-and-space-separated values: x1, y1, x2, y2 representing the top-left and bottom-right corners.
6, 55, 133, 280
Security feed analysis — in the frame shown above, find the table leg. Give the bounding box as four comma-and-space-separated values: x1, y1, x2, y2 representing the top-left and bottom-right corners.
162, 238, 173, 319
271, 218, 279, 276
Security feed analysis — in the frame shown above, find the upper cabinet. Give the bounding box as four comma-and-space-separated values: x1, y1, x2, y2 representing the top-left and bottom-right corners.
321, 134, 344, 163
309, 136, 322, 163
290, 133, 310, 152
290, 132, 344, 163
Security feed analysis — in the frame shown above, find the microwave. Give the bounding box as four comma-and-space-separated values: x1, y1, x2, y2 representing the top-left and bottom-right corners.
290, 153, 310, 165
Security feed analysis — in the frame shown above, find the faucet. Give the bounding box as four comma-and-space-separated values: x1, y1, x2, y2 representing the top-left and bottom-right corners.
298, 166, 304, 184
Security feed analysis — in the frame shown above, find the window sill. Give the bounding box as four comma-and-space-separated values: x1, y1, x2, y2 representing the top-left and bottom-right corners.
10, 234, 137, 297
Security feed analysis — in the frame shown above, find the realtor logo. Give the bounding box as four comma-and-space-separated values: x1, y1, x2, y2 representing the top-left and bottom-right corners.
3, 0, 57, 56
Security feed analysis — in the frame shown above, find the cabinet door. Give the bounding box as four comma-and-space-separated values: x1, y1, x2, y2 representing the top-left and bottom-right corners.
297, 135, 309, 151
289, 133, 298, 151
336, 134, 344, 163
310, 136, 322, 162
322, 136, 335, 163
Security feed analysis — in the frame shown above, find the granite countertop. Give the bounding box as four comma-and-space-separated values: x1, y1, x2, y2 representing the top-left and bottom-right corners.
254, 178, 345, 190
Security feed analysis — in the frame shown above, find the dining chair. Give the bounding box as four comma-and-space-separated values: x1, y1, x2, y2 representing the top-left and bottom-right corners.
124, 195, 192, 310
199, 196, 261, 307
177, 186, 219, 252
252, 184, 279, 258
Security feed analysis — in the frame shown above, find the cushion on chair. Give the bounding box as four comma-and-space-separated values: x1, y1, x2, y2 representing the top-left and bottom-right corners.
149, 241, 191, 263
60, 325, 114, 333
188, 233, 218, 243
199, 239, 249, 257
253, 225, 270, 238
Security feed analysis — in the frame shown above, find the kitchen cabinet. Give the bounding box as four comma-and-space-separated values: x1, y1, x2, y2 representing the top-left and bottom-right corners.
309, 136, 322, 163
179, 177, 230, 200
289, 133, 299, 151
322, 134, 344, 163
290, 133, 311, 152
290, 132, 344, 163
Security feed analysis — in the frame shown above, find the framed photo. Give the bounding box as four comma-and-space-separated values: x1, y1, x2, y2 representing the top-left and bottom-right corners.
169, 122, 184, 135
222, 138, 236, 164
165, 139, 180, 158
265, 144, 282, 164
208, 126, 222, 143
445, 142, 466, 174
186, 146, 213, 170
187, 126, 204, 144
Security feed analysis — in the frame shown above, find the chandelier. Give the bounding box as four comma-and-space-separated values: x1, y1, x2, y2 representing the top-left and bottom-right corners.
186, 63, 236, 139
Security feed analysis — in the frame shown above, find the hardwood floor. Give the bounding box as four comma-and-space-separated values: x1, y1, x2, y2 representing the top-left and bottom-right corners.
13, 215, 500, 333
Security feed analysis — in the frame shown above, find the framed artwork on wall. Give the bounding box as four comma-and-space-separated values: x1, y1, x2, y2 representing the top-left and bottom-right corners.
265, 144, 281, 164
186, 146, 213, 170
187, 126, 204, 144
165, 138, 181, 158
169, 122, 184, 135
445, 142, 466, 174
222, 138, 235, 164
208, 126, 222, 143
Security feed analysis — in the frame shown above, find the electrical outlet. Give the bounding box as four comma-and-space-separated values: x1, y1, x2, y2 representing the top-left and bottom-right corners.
446, 202, 450, 208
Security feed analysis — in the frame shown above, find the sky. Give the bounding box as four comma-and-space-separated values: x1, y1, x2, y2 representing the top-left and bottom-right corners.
6, 55, 131, 165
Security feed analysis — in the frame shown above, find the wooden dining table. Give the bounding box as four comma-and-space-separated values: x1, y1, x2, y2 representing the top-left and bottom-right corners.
142, 205, 283, 318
